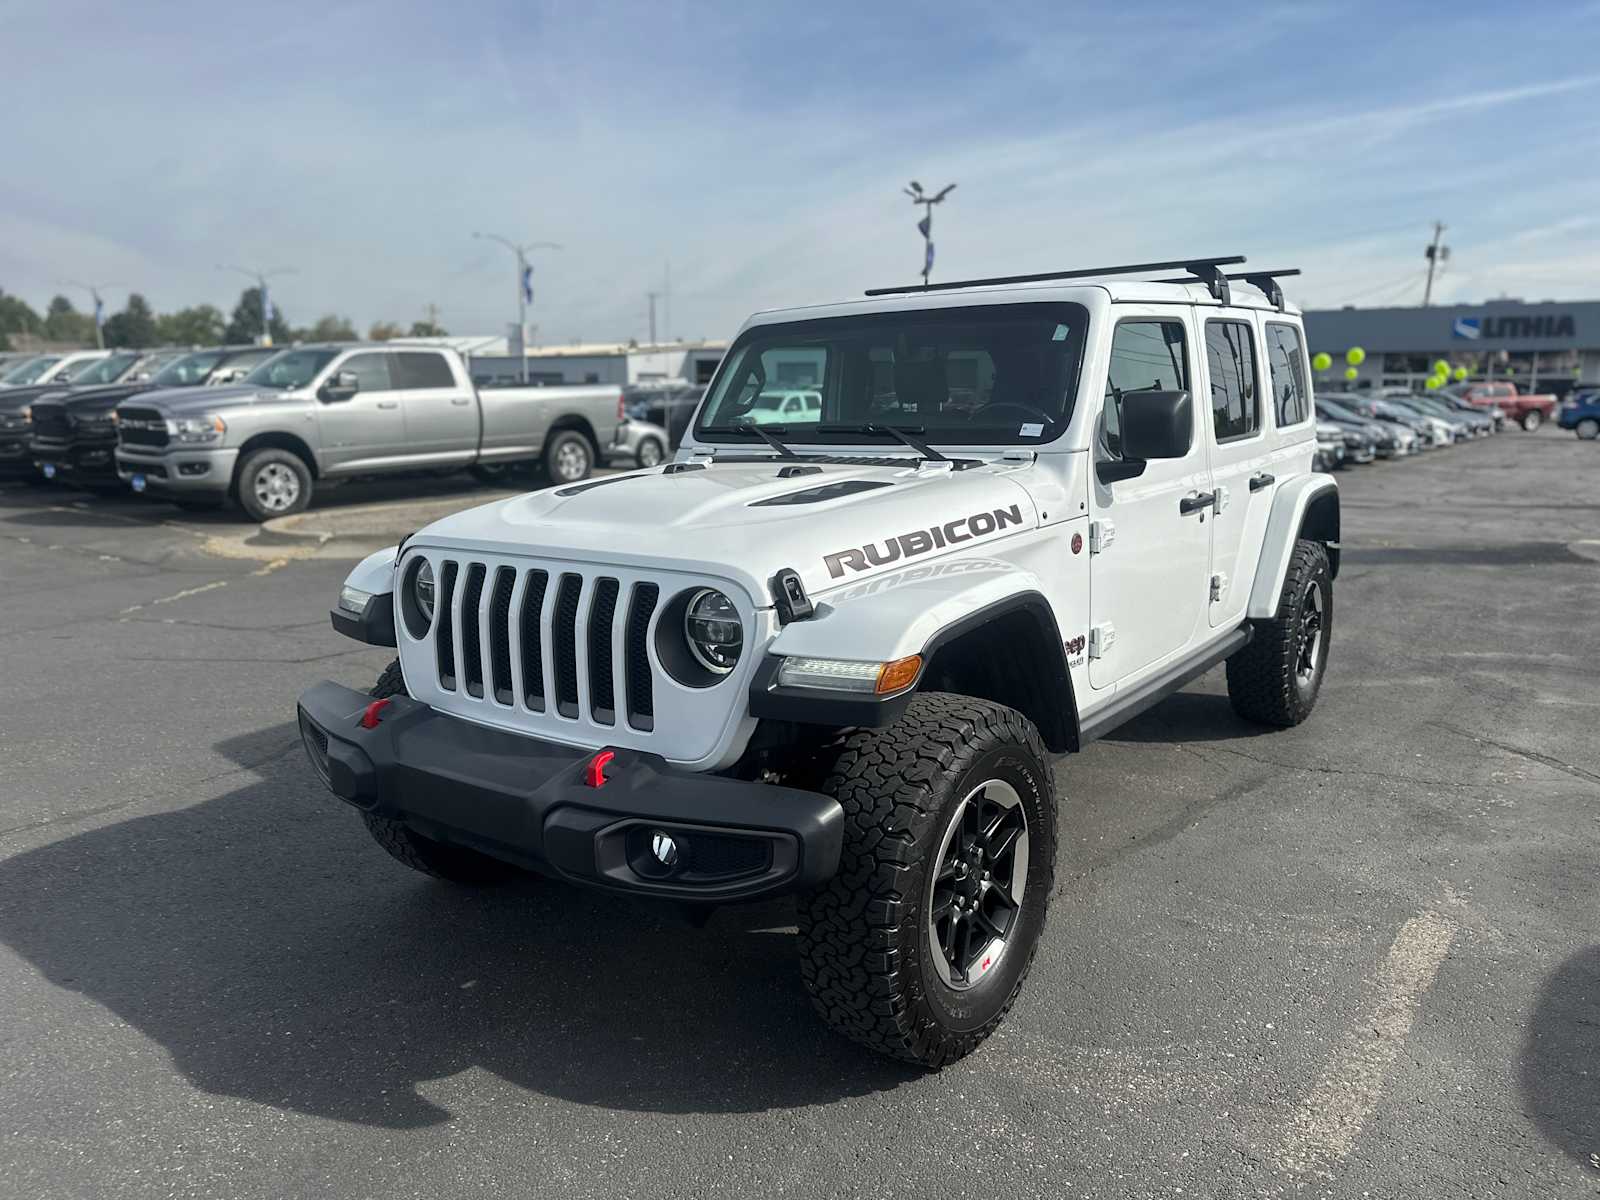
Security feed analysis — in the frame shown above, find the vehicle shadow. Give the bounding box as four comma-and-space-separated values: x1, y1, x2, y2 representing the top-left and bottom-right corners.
1519, 945, 1599, 1172
0, 723, 916, 1129
1100, 690, 1276, 745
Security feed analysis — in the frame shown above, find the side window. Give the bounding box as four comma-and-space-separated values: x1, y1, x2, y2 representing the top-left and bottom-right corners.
1265, 323, 1310, 427
1102, 319, 1189, 459
392, 351, 455, 389
1205, 320, 1259, 442
341, 352, 393, 393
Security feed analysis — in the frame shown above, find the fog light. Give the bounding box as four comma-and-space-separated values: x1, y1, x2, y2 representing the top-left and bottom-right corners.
651, 830, 680, 868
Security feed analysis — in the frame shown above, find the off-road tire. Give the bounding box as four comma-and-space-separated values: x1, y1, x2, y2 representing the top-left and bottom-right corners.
1575, 418, 1599, 440
796, 693, 1057, 1067
1226, 539, 1332, 727
235, 447, 313, 522
1520, 409, 1544, 432
358, 659, 520, 884
542, 430, 593, 485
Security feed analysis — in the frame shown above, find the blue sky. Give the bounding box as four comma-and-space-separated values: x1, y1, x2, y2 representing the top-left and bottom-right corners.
3, 0, 1600, 342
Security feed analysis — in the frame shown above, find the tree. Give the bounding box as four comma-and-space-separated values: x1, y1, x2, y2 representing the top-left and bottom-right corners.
102, 293, 158, 348
408, 319, 448, 337
0, 289, 43, 350
156, 304, 226, 347
367, 321, 403, 342
43, 295, 98, 345
224, 287, 292, 346
303, 314, 357, 342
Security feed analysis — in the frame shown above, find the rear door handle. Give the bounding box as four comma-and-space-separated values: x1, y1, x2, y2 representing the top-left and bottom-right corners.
451, 397, 471, 406
1249, 472, 1275, 492
1179, 492, 1215, 516
376, 400, 399, 409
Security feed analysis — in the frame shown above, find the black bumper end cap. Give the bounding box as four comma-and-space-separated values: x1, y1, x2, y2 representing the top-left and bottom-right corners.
330, 593, 396, 647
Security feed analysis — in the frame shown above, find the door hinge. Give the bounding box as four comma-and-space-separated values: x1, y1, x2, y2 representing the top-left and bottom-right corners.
1088, 622, 1116, 659
1212, 485, 1230, 515
1089, 519, 1116, 554
1210, 572, 1228, 602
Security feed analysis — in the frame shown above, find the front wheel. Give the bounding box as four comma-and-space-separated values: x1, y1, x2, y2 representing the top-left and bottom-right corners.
235, 447, 313, 522
797, 694, 1057, 1067
1521, 409, 1544, 432
1226, 539, 1332, 727
1576, 418, 1599, 440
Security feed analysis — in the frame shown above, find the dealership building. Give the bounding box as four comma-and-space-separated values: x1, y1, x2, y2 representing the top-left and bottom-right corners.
1302, 299, 1600, 396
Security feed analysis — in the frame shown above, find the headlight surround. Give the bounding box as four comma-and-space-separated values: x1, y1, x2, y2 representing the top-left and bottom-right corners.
683, 588, 742, 674
414, 560, 435, 623
170, 414, 226, 444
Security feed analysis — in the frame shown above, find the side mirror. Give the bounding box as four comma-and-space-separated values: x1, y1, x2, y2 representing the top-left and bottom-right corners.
1120, 389, 1192, 461
320, 370, 359, 402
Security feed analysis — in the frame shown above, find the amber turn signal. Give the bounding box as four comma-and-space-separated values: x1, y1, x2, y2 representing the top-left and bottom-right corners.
875, 655, 922, 694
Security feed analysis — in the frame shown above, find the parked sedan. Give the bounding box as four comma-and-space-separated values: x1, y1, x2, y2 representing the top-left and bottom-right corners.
1404, 392, 1494, 437
606, 417, 670, 468
1557, 389, 1600, 440
1316, 395, 1417, 456
1315, 421, 1346, 472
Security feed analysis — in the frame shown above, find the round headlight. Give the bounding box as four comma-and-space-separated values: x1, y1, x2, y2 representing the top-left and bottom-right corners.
684, 588, 741, 674
415, 560, 435, 623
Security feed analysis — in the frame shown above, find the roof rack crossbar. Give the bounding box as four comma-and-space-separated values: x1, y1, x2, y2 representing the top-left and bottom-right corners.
863, 255, 1247, 297
1150, 267, 1301, 310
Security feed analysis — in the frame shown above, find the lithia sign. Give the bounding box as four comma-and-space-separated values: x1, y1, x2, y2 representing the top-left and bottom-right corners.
1452, 313, 1577, 341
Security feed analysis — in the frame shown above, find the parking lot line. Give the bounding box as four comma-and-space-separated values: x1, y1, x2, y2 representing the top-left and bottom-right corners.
1278, 906, 1459, 1179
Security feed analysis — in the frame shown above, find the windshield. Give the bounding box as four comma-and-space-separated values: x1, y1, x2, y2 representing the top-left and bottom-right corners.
695, 303, 1088, 446
67, 353, 140, 384
152, 350, 226, 387
3, 356, 60, 384
242, 349, 336, 390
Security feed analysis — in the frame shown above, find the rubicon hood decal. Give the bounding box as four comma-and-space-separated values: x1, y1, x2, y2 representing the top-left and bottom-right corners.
824, 504, 1025, 578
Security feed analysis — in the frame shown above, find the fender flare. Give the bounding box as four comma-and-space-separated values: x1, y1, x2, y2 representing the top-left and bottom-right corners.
1248, 475, 1339, 619
331, 545, 400, 646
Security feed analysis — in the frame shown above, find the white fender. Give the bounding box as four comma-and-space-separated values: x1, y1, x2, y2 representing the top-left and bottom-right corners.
343, 545, 399, 596
1247, 475, 1339, 618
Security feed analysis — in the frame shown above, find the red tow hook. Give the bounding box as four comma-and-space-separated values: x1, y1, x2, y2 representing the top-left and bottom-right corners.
359, 698, 392, 729
584, 748, 616, 788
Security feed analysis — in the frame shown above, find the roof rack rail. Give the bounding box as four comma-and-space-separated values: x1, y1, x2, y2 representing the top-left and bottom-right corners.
1151, 268, 1301, 310
863, 256, 1247, 301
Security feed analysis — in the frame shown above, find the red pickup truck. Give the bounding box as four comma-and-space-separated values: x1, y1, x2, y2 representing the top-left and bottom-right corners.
1458, 382, 1559, 432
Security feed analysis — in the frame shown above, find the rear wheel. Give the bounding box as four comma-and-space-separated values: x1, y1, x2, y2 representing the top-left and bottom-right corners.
235, 447, 312, 521
358, 660, 521, 884
1521, 409, 1544, 432
635, 436, 665, 469
543, 430, 593, 485
1576, 418, 1599, 440
1226, 539, 1332, 727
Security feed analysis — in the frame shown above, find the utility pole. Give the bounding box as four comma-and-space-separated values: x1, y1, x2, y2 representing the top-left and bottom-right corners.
904, 181, 956, 287
1422, 222, 1449, 307
218, 264, 296, 345
646, 291, 659, 344
65, 281, 117, 349
473, 232, 562, 383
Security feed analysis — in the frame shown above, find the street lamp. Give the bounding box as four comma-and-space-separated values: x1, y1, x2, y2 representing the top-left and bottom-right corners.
904, 181, 956, 287
218, 264, 296, 346
473, 233, 563, 384
64, 280, 120, 349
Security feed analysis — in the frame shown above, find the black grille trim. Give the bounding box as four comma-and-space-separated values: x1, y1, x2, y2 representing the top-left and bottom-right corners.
460, 563, 487, 698
489, 567, 515, 705
625, 583, 659, 731
435, 560, 459, 690
519, 569, 549, 711
588, 578, 620, 725
553, 574, 583, 719
117, 407, 170, 448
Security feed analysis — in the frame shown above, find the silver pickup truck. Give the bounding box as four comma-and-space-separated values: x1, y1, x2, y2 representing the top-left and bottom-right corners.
113, 343, 621, 520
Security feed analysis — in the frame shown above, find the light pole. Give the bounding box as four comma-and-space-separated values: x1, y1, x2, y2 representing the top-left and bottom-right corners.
904, 181, 956, 287
473, 233, 562, 383
65, 281, 119, 349
218, 264, 296, 345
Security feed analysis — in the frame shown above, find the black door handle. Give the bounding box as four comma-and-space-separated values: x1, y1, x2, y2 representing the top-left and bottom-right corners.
1249, 472, 1276, 492
1179, 492, 1215, 515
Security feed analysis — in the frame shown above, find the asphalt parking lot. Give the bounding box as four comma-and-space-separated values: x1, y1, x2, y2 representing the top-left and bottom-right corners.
2, 434, 1597, 1200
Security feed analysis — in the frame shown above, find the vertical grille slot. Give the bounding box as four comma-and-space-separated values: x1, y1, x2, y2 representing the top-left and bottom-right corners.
587, 578, 620, 725
519, 569, 549, 711
460, 563, 487, 698
435, 560, 459, 690
625, 583, 659, 731
488, 566, 515, 705
553, 574, 583, 719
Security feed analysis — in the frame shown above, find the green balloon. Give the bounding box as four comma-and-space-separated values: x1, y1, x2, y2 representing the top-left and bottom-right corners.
1312, 351, 1332, 372
1345, 347, 1366, 367
1424, 375, 1441, 389
1452, 366, 1468, 382
1344, 365, 1359, 380
1433, 359, 1450, 377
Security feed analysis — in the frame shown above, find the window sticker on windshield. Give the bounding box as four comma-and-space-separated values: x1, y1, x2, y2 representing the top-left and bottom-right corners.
1020, 422, 1044, 437
1052, 324, 1069, 341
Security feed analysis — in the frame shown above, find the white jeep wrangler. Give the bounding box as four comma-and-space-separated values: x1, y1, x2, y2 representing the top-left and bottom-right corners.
298, 256, 1338, 1067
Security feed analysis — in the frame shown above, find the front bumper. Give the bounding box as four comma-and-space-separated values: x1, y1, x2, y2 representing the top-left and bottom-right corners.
296, 681, 844, 902
115, 445, 238, 495
31, 435, 120, 484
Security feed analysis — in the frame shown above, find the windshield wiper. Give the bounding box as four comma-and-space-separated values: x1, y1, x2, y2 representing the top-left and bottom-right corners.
702, 421, 799, 459
816, 423, 948, 463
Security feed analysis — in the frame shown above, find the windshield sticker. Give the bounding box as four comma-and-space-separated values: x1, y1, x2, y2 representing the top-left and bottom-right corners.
1052, 324, 1069, 341
1019, 422, 1043, 437
824, 504, 1026, 579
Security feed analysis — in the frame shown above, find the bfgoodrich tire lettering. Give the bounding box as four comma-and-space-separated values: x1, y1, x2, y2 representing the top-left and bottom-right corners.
796, 693, 1057, 1067
1225, 539, 1332, 727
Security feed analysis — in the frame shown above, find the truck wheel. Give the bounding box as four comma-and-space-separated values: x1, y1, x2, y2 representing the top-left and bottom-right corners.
797, 693, 1057, 1067
1520, 410, 1544, 432
358, 660, 520, 884
635, 436, 665, 468
1226, 539, 1332, 728
1576, 418, 1599, 440
236, 448, 312, 522
543, 430, 592, 484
